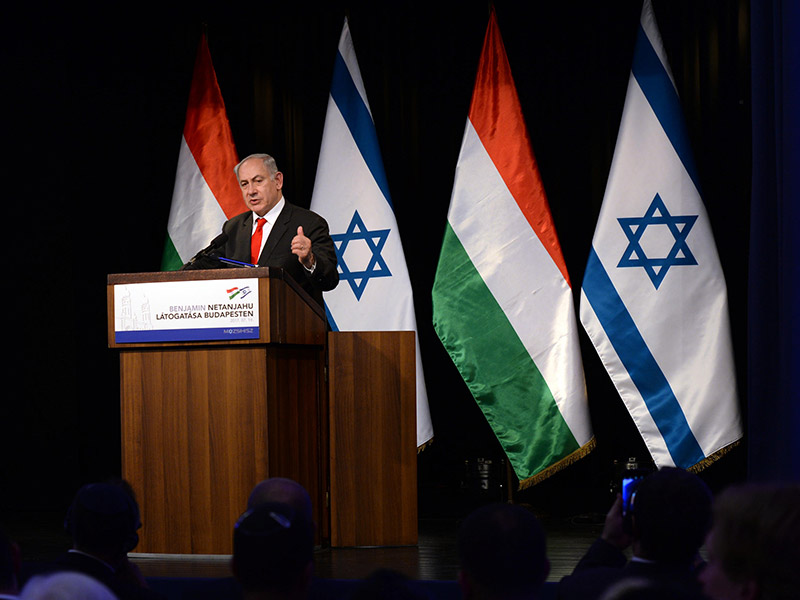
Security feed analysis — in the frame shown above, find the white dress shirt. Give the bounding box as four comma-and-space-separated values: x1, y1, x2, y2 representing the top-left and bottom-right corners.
251, 197, 286, 262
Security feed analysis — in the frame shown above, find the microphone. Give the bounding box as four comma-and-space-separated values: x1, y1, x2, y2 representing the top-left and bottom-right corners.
180, 232, 229, 270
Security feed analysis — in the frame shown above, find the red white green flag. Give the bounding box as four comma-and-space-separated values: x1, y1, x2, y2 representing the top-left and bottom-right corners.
162, 33, 241, 271
432, 10, 594, 487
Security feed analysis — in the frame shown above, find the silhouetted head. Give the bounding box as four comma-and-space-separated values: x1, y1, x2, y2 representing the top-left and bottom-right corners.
21, 572, 118, 600
630, 467, 711, 564
64, 482, 141, 560
232, 501, 313, 596
247, 477, 312, 525
700, 482, 800, 600
458, 503, 549, 599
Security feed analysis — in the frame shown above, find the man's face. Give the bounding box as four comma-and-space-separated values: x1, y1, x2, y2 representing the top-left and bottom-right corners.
698, 531, 755, 600
238, 158, 283, 216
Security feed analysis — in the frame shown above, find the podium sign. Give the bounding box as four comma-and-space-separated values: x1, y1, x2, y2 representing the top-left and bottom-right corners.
113, 277, 260, 343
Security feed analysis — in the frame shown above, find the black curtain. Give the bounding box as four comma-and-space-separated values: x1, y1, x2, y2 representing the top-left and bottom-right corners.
1, 2, 758, 520
748, 0, 800, 481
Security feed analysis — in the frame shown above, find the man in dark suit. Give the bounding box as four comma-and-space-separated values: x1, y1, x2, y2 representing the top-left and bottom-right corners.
47, 481, 165, 600
218, 153, 338, 308
557, 467, 711, 600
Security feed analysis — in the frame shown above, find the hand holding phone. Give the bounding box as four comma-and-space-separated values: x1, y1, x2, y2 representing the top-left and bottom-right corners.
601, 493, 634, 550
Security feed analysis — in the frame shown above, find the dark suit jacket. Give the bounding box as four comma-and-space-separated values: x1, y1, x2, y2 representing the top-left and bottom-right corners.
556, 538, 706, 600
221, 203, 338, 308
41, 551, 166, 600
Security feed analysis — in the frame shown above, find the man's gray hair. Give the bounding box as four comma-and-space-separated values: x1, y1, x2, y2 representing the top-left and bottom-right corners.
234, 153, 279, 179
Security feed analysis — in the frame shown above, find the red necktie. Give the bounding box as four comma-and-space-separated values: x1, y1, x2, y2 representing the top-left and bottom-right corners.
251, 218, 266, 264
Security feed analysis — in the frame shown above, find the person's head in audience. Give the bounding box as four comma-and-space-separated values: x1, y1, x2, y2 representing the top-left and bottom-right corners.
457, 502, 549, 600
247, 478, 313, 525
232, 501, 314, 600
698, 482, 800, 600
64, 482, 142, 569
628, 467, 711, 565
0, 526, 21, 596
21, 571, 118, 600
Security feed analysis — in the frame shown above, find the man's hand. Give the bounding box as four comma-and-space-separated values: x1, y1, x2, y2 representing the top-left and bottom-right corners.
291, 226, 316, 270
602, 494, 634, 550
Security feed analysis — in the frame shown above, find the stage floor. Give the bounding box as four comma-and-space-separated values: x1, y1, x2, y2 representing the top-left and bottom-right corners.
6, 511, 604, 583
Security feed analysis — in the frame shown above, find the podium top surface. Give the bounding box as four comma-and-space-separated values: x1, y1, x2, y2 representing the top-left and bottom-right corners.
108, 266, 274, 285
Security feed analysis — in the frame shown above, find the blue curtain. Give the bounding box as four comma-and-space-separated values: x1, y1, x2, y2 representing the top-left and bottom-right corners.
748, 0, 800, 480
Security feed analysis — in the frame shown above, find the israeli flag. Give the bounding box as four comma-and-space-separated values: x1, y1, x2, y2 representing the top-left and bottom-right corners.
579, 0, 742, 470
310, 18, 433, 448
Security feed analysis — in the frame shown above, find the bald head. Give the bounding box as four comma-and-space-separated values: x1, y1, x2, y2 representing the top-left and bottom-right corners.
247, 478, 312, 524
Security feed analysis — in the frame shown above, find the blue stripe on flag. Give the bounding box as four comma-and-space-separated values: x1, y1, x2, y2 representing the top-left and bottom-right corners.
583, 247, 705, 468
330, 51, 394, 210
632, 24, 702, 195
325, 303, 340, 332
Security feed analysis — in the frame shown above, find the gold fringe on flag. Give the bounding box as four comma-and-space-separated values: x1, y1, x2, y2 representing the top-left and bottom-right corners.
517, 437, 597, 490
688, 439, 742, 474
417, 437, 434, 454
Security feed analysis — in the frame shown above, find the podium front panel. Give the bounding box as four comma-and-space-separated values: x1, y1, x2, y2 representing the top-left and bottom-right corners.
120, 343, 325, 554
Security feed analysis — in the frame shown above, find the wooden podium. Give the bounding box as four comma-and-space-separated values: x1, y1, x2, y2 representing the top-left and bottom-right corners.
327, 330, 417, 547
108, 268, 327, 554
108, 267, 417, 554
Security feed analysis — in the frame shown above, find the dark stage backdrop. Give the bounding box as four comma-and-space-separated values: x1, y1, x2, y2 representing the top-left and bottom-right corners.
2, 1, 752, 518
749, 0, 800, 482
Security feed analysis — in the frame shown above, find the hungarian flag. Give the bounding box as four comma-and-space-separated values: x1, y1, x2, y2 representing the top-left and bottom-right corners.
432, 9, 594, 487
162, 33, 241, 271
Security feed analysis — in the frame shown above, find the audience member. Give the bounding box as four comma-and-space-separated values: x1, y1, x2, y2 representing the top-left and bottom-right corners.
698, 481, 800, 600
232, 502, 314, 600
46, 481, 164, 600
457, 502, 550, 600
247, 478, 313, 525
20, 572, 118, 600
0, 527, 21, 599
557, 467, 711, 600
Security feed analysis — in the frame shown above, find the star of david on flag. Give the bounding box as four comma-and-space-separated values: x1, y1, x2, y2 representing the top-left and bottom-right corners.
332, 211, 392, 300
579, 0, 741, 472
617, 193, 698, 289
309, 18, 433, 448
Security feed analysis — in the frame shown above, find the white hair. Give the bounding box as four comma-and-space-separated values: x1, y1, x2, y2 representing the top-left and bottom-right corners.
21, 572, 119, 600
234, 153, 279, 179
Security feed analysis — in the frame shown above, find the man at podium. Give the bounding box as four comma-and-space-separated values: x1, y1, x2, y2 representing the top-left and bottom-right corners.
188, 153, 338, 308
